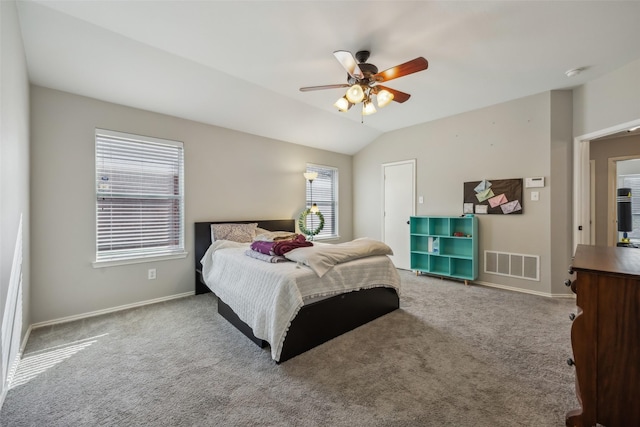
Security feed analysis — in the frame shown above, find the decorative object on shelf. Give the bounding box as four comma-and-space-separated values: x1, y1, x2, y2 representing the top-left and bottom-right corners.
301, 171, 324, 239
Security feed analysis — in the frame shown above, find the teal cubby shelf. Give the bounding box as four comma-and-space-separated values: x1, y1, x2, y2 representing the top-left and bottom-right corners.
410, 215, 478, 284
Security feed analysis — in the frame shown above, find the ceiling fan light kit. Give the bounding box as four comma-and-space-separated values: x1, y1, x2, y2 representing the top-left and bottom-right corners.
376, 88, 394, 108
300, 50, 428, 117
333, 96, 352, 112
362, 100, 377, 116
345, 84, 365, 103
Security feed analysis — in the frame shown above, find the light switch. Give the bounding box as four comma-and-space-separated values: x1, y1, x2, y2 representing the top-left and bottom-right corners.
531, 191, 539, 201
418, 196, 424, 204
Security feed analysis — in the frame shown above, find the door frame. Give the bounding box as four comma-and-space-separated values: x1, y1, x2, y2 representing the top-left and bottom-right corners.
381, 159, 416, 266
607, 155, 640, 246
590, 159, 596, 244
573, 118, 640, 250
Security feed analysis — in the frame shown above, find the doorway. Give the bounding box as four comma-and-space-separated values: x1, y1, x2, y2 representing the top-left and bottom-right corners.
574, 118, 640, 249
608, 157, 640, 245
382, 160, 415, 270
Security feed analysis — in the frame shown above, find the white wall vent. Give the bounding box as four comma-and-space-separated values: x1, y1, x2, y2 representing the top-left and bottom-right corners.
484, 250, 539, 281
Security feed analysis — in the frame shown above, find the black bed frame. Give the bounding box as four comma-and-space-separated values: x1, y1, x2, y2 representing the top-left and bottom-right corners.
194, 219, 400, 363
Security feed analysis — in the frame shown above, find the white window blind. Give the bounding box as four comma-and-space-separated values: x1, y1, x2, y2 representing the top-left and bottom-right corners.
621, 176, 640, 214
306, 164, 338, 239
622, 175, 640, 241
95, 129, 185, 262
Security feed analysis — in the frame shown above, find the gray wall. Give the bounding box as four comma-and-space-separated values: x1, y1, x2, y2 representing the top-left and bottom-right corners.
353, 91, 574, 296
590, 134, 640, 245
30, 86, 352, 324
1, 0, 31, 378
549, 91, 574, 295
573, 58, 640, 137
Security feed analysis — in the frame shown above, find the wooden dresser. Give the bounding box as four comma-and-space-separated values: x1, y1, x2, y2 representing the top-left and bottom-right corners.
566, 244, 640, 427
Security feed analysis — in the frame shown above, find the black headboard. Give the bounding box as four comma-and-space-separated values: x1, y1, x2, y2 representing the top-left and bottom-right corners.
194, 219, 295, 294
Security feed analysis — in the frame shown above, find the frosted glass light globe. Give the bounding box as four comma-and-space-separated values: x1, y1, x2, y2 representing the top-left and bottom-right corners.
345, 85, 365, 104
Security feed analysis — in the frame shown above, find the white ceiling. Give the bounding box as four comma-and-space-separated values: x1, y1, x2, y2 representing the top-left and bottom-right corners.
15, 0, 640, 155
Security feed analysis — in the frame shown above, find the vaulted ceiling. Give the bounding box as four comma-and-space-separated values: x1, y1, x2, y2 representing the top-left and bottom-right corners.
16, 1, 640, 154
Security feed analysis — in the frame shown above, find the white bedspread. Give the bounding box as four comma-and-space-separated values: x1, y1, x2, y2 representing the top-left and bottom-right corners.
200, 240, 401, 361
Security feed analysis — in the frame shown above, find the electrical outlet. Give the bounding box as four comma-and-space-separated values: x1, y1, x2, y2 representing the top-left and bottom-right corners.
148, 268, 156, 280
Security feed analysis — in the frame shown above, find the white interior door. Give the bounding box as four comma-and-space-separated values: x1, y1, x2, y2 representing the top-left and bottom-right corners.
382, 160, 415, 270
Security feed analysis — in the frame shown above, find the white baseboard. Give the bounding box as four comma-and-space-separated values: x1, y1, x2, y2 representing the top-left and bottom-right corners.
31, 291, 195, 330
20, 325, 32, 354
473, 280, 575, 299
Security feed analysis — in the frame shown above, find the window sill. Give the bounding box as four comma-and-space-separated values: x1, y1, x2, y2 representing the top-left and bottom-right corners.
314, 235, 340, 242
92, 251, 188, 269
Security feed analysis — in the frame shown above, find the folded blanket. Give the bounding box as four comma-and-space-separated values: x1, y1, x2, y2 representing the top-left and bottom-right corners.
254, 231, 299, 242
250, 240, 275, 255
272, 234, 313, 256
244, 250, 288, 263
284, 238, 393, 277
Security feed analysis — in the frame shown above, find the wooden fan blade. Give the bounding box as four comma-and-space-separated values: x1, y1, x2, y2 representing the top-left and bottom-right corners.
300, 84, 350, 92
333, 50, 364, 79
376, 85, 411, 103
374, 57, 428, 83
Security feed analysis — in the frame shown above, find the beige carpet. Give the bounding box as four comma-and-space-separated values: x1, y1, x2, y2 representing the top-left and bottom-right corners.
1, 270, 578, 426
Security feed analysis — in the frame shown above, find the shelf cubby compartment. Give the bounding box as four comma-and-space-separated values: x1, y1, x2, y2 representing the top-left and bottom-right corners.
450, 217, 474, 237
411, 252, 430, 272
428, 217, 450, 236
410, 218, 430, 235
439, 238, 472, 257
429, 255, 450, 275
410, 235, 431, 253
450, 258, 474, 279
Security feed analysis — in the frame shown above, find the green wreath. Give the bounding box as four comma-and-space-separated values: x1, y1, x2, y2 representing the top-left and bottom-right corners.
298, 208, 325, 237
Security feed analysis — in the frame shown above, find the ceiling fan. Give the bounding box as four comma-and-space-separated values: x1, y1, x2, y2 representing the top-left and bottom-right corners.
300, 50, 428, 116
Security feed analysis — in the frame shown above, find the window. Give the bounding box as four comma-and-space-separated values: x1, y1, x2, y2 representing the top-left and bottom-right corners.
621, 174, 640, 242
305, 164, 338, 239
95, 129, 185, 265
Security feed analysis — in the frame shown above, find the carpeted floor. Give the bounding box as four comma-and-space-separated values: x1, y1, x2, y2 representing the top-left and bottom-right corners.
1, 270, 578, 426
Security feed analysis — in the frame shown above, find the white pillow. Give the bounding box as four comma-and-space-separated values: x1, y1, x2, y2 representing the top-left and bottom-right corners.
210, 223, 258, 243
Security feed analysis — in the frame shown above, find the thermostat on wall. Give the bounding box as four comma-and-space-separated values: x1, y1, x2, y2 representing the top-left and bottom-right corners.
525, 177, 545, 188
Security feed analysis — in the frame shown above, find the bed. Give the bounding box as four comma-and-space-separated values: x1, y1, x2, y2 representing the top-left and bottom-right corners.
194, 219, 400, 363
